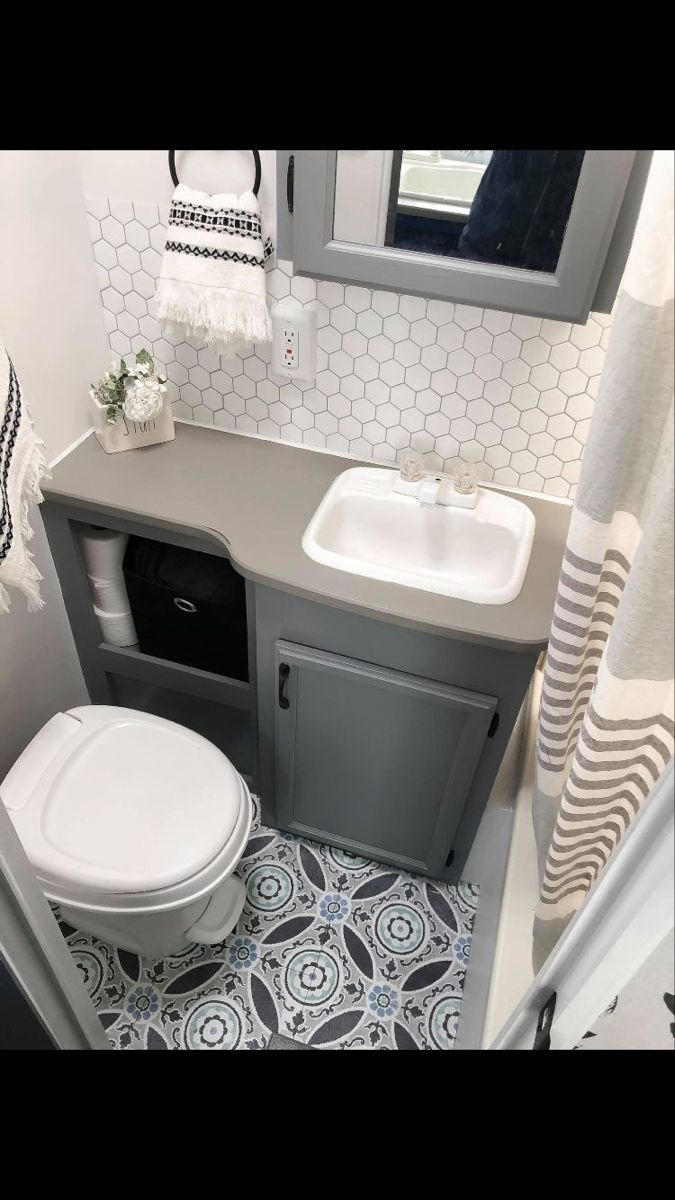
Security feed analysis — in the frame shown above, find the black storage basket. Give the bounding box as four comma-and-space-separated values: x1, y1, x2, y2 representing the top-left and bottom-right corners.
122, 536, 248, 681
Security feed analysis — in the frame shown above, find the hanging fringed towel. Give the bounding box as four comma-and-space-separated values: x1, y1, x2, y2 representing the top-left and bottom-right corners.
153, 184, 274, 357
0, 338, 49, 612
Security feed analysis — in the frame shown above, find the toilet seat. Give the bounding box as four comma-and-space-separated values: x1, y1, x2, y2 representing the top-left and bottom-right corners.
39, 780, 251, 917
2, 705, 251, 914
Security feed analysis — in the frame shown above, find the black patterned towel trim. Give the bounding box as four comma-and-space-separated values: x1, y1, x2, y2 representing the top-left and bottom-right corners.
165, 240, 264, 268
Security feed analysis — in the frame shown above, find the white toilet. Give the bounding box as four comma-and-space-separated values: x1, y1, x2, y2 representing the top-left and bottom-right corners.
0, 705, 252, 959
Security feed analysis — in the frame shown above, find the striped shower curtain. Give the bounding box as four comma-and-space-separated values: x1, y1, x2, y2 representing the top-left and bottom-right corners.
533, 150, 674, 970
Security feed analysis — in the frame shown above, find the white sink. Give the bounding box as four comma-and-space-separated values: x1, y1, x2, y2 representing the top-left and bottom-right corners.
302, 468, 535, 605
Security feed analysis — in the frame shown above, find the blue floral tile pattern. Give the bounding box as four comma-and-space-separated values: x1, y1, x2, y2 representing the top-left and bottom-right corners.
368, 984, 399, 1017
453, 936, 472, 966
126, 985, 160, 1022
228, 937, 258, 971
56, 795, 478, 1050
319, 894, 350, 923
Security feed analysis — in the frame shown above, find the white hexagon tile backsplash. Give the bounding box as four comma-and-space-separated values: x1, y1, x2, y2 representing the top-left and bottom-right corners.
86, 196, 613, 498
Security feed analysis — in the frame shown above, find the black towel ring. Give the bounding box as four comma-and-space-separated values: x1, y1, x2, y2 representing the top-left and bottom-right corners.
168, 150, 262, 197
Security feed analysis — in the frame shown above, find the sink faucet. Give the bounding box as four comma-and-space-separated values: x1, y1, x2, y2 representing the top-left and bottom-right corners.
395, 451, 479, 509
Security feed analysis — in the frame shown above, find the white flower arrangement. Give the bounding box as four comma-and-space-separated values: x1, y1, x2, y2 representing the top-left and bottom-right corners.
90, 350, 167, 424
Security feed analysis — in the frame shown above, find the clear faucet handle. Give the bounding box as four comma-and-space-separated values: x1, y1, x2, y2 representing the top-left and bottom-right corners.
398, 449, 426, 482
453, 463, 478, 494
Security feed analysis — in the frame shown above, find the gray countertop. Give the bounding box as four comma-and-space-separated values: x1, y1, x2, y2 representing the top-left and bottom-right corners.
44, 424, 570, 652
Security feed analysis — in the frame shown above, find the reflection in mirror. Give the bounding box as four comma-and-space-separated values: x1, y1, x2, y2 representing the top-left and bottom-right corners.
334, 150, 586, 274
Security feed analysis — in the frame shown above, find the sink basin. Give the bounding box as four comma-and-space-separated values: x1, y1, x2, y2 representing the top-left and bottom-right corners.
302, 468, 536, 605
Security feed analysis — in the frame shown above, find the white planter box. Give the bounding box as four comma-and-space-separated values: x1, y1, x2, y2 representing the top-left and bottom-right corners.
90, 394, 175, 454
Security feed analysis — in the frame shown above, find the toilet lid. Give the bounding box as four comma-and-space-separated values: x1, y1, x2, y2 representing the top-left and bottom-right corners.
5, 707, 244, 894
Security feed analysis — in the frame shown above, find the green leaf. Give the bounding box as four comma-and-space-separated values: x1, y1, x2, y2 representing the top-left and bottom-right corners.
135, 348, 153, 366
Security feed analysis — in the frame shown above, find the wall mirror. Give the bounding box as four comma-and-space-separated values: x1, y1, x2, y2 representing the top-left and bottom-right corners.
283, 150, 651, 324
335, 150, 585, 273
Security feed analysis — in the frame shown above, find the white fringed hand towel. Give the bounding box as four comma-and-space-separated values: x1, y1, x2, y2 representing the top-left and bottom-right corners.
0, 338, 49, 612
153, 184, 274, 357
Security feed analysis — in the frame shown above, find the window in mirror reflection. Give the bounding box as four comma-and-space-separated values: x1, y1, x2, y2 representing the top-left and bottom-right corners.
334, 150, 586, 274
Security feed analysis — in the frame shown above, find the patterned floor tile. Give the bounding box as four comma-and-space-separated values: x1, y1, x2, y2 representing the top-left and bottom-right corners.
57, 796, 478, 1050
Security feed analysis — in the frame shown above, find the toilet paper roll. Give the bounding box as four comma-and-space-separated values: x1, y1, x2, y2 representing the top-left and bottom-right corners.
79, 527, 129, 578
93, 604, 138, 647
87, 573, 133, 615
80, 526, 135, 624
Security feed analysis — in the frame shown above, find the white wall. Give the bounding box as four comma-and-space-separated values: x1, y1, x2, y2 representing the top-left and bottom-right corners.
78, 150, 278, 244
0, 150, 109, 777
1, 151, 110, 461
0, 513, 89, 779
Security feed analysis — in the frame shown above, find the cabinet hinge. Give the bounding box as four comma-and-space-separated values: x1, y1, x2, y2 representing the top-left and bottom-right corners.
287, 155, 295, 214
488, 711, 500, 738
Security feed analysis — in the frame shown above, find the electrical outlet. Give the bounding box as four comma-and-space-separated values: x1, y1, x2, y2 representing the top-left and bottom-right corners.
271, 302, 317, 383
283, 326, 299, 370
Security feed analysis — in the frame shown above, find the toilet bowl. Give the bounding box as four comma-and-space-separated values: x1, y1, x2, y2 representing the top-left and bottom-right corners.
0, 705, 253, 959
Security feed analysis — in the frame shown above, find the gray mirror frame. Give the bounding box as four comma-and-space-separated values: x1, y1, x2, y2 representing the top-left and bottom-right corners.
287, 150, 643, 323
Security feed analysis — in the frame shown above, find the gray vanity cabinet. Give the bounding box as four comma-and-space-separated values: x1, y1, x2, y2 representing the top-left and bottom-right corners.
41, 492, 541, 887
273, 640, 497, 877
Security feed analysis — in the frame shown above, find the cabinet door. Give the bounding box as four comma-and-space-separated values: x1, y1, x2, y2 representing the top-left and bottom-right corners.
286, 150, 649, 322
273, 640, 497, 877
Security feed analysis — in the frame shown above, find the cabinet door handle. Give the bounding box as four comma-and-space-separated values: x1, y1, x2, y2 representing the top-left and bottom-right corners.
278, 662, 291, 709
533, 992, 557, 1050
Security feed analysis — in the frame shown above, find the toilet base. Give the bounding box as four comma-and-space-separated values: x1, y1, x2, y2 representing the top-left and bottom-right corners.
186, 876, 246, 945
59, 875, 247, 960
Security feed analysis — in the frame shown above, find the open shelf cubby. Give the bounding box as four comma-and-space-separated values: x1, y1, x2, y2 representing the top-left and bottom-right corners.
54, 513, 258, 786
